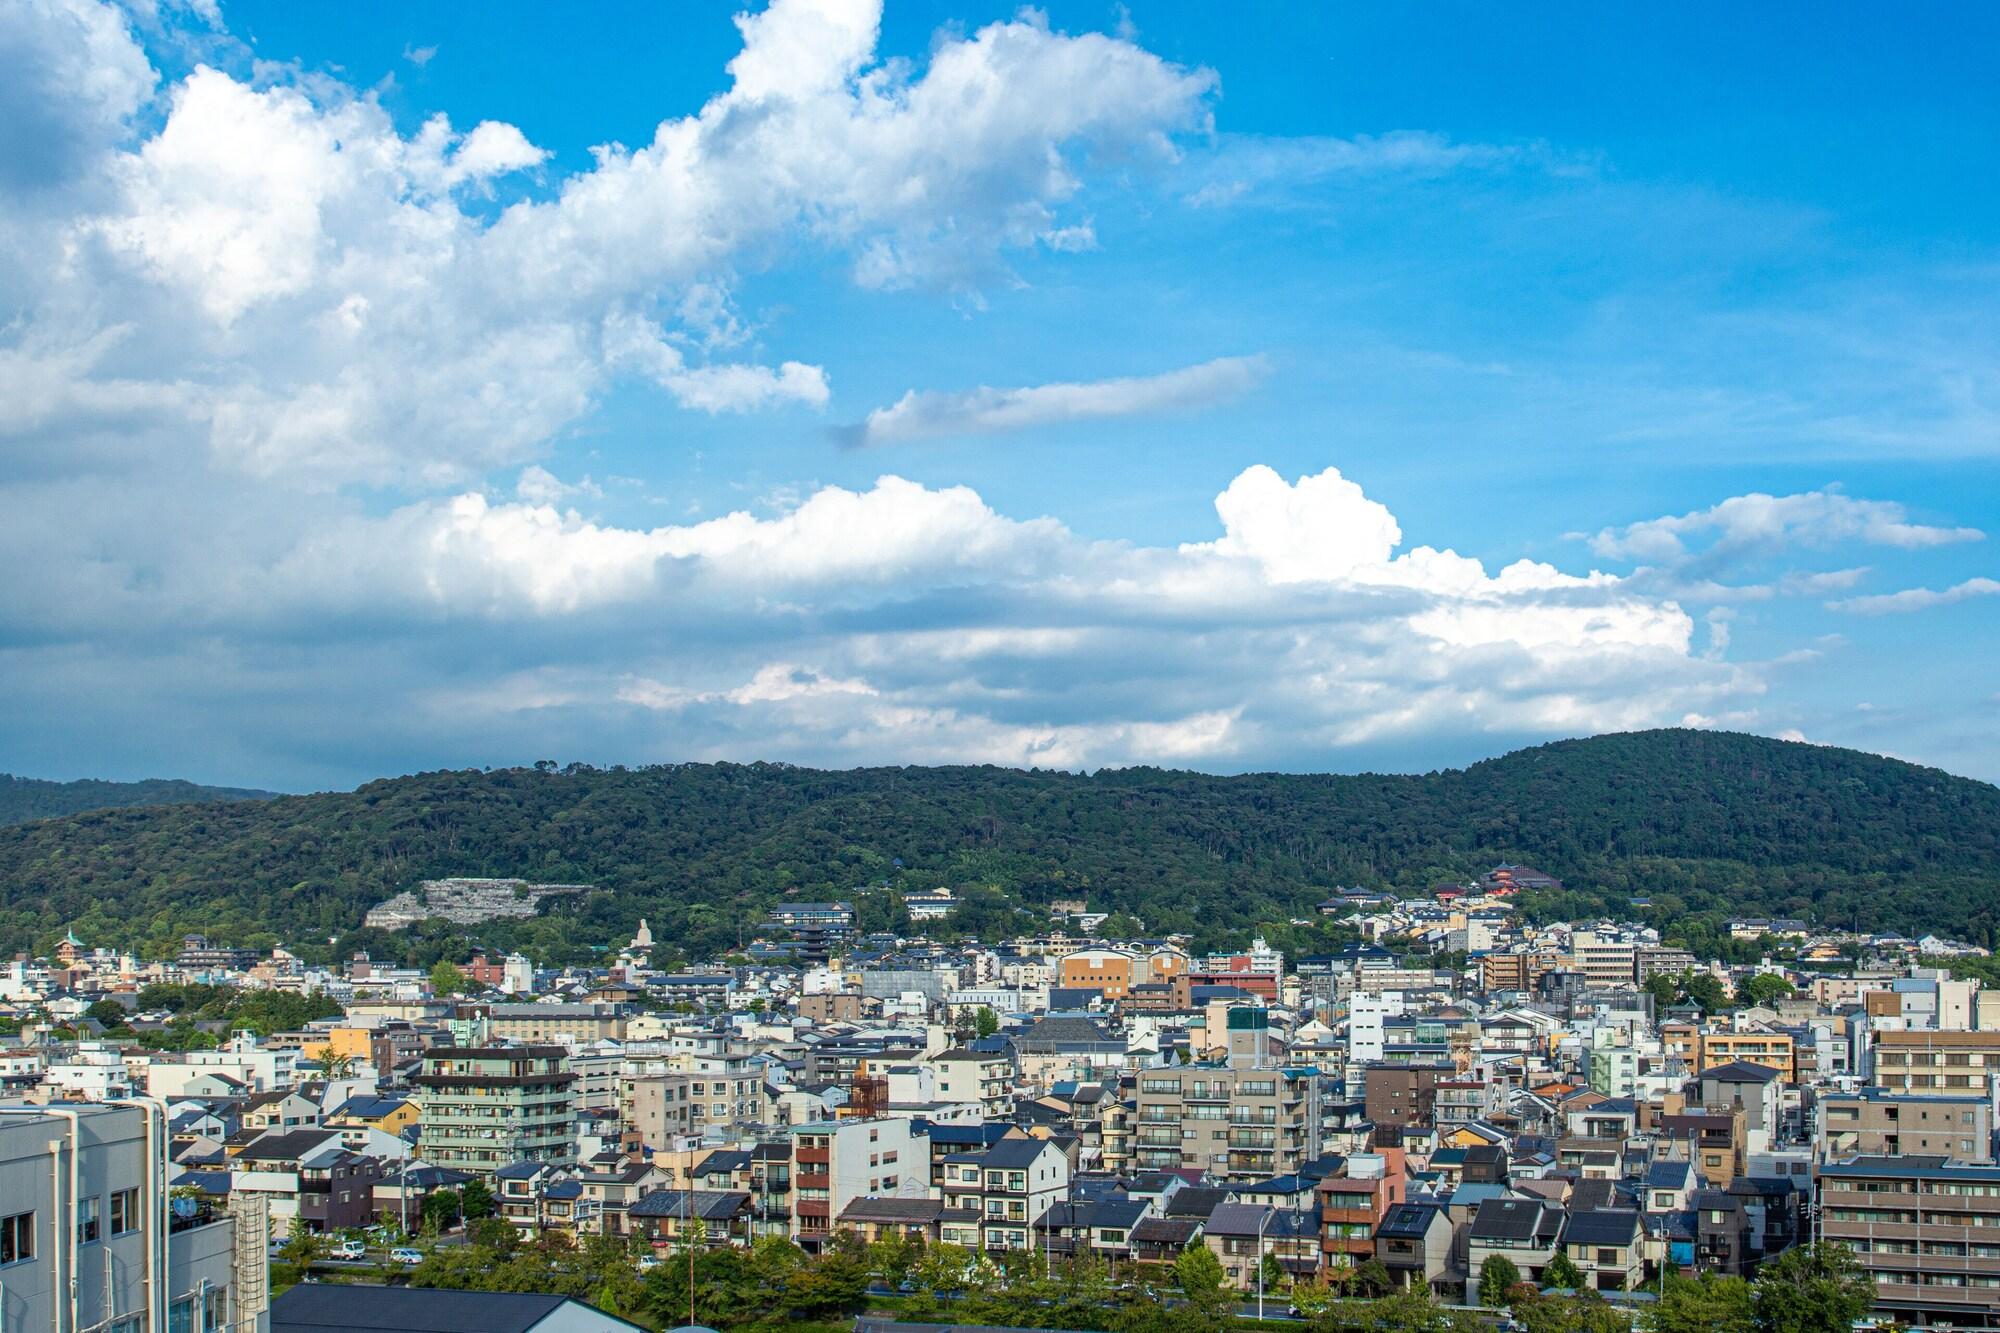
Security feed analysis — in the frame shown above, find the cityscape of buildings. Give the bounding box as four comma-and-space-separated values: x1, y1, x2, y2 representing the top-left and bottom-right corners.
6, 869, 2000, 1330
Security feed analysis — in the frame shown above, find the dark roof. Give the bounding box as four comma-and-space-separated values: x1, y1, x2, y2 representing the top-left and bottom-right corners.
1562, 1210, 1641, 1246
1470, 1197, 1559, 1242
838, 1198, 945, 1224
692, 1149, 751, 1176
1130, 1216, 1202, 1246
1377, 1202, 1444, 1239
1819, 1155, 2000, 1183
944, 1138, 1051, 1170
1203, 1203, 1275, 1238
272, 1285, 641, 1333
1163, 1186, 1231, 1219
234, 1129, 341, 1162
1644, 1160, 1696, 1189
1084, 1197, 1150, 1229
629, 1189, 752, 1221
1700, 1060, 1780, 1085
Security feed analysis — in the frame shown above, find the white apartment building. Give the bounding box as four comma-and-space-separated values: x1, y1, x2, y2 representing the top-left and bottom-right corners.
0, 1102, 269, 1333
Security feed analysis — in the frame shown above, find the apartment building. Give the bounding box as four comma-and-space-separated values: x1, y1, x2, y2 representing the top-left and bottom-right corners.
789, 1117, 926, 1251
1871, 1031, 2000, 1096
1133, 1064, 1324, 1182
0, 1103, 268, 1333
1698, 1030, 1797, 1082
931, 1047, 1014, 1116
1363, 1064, 1451, 1132
1820, 1088, 1994, 1164
1476, 952, 1560, 995
1820, 1155, 2000, 1329
619, 1073, 695, 1153
412, 1046, 577, 1176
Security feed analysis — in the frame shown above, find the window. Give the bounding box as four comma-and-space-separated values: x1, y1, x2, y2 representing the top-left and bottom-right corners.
1, 1212, 31, 1265
169, 1299, 196, 1333
203, 1287, 229, 1333
111, 1188, 140, 1236
1597, 1248, 1618, 1264
78, 1196, 101, 1244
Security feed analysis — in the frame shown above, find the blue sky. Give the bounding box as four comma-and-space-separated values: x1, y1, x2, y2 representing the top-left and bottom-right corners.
0, 0, 1995, 789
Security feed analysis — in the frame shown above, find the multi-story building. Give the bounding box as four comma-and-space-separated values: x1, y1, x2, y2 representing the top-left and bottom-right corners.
1698, 1031, 1796, 1082
1475, 952, 1560, 995
486, 1003, 629, 1045
931, 1048, 1014, 1116
1820, 1155, 2000, 1329
0, 1102, 268, 1333
1318, 1151, 1406, 1268
1871, 1031, 2000, 1097
1569, 932, 1638, 989
1435, 1074, 1502, 1132
619, 1074, 695, 1154
789, 1118, 926, 1251
1133, 1063, 1324, 1182
939, 1135, 1070, 1253
1819, 1088, 1994, 1164
1363, 1063, 1451, 1132
412, 1046, 577, 1177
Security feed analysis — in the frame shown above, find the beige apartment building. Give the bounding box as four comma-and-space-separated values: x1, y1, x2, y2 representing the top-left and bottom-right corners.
1133, 1062, 1324, 1182
619, 1073, 696, 1153
1820, 1089, 1993, 1164
1873, 1031, 2000, 1096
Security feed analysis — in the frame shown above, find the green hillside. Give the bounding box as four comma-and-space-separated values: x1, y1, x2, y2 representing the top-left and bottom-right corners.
0, 774, 275, 827
0, 729, 1994, 964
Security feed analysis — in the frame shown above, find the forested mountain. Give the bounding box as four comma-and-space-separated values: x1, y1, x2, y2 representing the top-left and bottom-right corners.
0, 729, 1995, 965
0, 773, 275, 827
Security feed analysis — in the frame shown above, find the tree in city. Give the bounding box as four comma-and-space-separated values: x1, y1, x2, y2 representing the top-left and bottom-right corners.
422, 1187, 463, 1232
1511, 1291, 1629, 1333
1479, 1255, 1522, 1306
1260, 1253, 1288, 1292
84, 998, 132, 1029
1739, 973, 1796, 1008
1750, 1242, 1873, 1333
1349, 1257, 1395, 1298
1682, 972, 1731, 1013
279, 1216, 323, 1269
460, 1179, 495, 1220
975, 1006, 1000, 1038
429, 960, 470, 996
311, 1044, 356, 1078
1369, 1290, 1488, 1333
1175, 1240, 1228, 1305
1544, 1250, 1585, 1291
1647, 1272, 1755, 1333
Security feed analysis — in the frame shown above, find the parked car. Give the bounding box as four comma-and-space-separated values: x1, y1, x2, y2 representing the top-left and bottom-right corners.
389, 1247, 424, 1265
637, 1255, 663, 1272
332, 1240, 367, 1261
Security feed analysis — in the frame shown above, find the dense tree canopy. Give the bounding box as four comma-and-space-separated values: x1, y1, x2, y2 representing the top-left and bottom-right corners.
1, 729, 1995, 962
0, 774, 273, 826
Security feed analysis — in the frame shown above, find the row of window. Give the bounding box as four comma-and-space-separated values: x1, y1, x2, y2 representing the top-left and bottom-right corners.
2, 1189, 145, 1263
